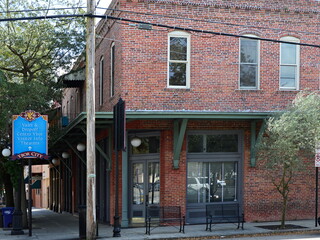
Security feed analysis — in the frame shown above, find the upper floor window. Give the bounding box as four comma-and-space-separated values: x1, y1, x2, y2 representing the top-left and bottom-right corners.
280, 36, 300, 90
239, 35, 260, 89
110, 42, 115, 97
99, 57, 104, 105
168, 31, 190, 88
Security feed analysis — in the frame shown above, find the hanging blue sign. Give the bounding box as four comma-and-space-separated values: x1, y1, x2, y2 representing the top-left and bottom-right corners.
12, 110, 48, 159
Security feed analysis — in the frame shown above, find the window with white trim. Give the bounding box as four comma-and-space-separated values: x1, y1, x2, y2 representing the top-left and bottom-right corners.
168, 31, 190, 88
110, 42, 115, 97
239, 35, 260, 89
280, 36, 300, 90
99, 57, 104, 105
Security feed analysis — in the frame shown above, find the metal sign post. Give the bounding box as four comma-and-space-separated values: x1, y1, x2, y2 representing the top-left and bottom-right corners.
28, 158, 32, 236
315, 147, 320, 227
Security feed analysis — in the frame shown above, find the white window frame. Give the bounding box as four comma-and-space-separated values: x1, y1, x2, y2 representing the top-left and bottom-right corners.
99, 56, 104, 105
239, 35, 260, 90
167, 31, 190, 89
110, 42, 115, 97
279, 36, 300, 90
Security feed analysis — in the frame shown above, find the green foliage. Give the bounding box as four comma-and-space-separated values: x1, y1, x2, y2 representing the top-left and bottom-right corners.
0, 0, 86, 201
3, 160, 21, 189
0, 0, 86, 83
0, 0, 86, 138
257, 91, 320, 228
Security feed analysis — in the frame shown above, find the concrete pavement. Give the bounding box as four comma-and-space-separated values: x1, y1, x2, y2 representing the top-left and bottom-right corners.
1, 208, 320, 240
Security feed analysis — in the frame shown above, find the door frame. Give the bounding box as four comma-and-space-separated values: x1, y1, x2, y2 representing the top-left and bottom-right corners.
127, 132, 160, 224
186, 130, 244, 224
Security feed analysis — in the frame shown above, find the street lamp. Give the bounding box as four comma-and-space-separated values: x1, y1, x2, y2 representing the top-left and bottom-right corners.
2, 148, 11, 157
130, 137, 142, 147
52, 158, 60, 166
62, 152, 70, 159
77, 143, 86, 152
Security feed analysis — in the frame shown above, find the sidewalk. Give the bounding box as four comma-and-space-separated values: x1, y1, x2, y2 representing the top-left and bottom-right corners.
1, 208, 320, 240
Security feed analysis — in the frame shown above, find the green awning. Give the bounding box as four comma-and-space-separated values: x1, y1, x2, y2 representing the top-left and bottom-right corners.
60, 68, 85, 88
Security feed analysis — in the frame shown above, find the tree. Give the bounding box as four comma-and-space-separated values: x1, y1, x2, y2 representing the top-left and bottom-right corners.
0, 0, 85, 222
258, 91, 320, 228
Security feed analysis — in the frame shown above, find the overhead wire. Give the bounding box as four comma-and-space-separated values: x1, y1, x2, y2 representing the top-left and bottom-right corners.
0, 5, 319, 36
96, 7, 320, 36
0, 7, 86, 15
0, 13, 318, 48
94, 14, 320, 48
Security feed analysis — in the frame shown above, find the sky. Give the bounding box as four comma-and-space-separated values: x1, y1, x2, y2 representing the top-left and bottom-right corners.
80, 0, 112, 14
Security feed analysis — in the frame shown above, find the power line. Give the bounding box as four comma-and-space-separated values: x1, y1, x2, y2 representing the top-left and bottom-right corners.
0, 13, 319, 48
94, 14, 320, 48
1, 6, 319, 36
0, 7, 86, 15
96, 7, 320, 36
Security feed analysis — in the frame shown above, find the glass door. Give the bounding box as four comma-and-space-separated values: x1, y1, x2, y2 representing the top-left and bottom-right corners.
131, 161, 160, 223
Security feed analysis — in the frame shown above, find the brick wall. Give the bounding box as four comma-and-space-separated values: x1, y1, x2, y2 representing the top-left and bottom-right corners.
93, 0, 319, 112
122, 120, 316, 222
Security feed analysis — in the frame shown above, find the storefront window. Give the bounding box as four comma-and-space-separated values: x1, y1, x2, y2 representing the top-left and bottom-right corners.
188, 135, 203, 152
207, 135, 238, 152
187, 162, 238, 203
188, 134, 238, 153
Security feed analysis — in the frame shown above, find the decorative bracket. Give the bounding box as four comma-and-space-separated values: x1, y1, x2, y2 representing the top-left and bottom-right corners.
250, 119, 267, 167
80, 126, 111, 170
173, 119, 188, 169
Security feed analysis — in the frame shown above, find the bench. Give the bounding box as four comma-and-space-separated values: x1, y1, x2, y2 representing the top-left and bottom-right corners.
145, 206, 185, 235
205, 203, 244, 231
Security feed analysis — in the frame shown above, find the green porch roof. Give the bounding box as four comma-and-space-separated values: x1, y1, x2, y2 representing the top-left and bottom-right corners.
52, 110, 272, 148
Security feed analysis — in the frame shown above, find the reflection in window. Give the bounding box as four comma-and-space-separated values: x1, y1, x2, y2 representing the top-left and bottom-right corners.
168, 31, 190, 88
148, 162, 160, 205
240, 36, 259, 89
188, 135, 204, 152
132, 163, 144, 205
207, 135, 238, 152
187, 162, 238, 203
188, 134, 238, 153
280, 36, 299, 90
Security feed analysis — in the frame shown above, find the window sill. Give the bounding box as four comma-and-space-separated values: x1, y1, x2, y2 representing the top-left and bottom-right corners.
235, 88, 260, 91
278, 89, 299, 92
164, 87, 191, 91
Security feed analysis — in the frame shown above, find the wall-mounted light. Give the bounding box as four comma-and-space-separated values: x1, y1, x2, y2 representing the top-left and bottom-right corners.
77, 143, 86, 152
62, 152, 70, 159
52, 158, 60, 166
130, 137, 142, 147
2, 148, 11, 157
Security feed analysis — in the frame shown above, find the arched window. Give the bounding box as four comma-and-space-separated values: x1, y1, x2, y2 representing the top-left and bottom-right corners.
99, 56, 104, 105
239, 35, 260, 89
279, 36, 300, 90
110, 42, 115, 97
167, 31, 190, 88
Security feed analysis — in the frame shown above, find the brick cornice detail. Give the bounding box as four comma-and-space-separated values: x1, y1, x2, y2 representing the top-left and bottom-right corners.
146, 0, 320, 15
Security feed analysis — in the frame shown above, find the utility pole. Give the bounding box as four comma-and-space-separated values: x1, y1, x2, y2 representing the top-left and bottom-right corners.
86, 0, 96, 239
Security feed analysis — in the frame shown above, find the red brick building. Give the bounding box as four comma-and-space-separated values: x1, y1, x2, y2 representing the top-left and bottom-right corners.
50, 0, 320, 226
